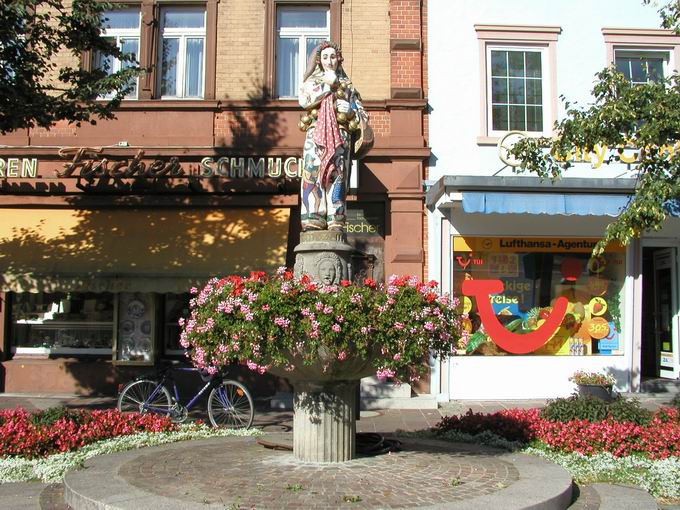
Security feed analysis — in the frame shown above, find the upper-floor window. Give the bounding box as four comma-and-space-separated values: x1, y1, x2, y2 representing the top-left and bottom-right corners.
475, 25, 560, 142
489, 48, 546, 133
159, 7, 206, 99
615, 50, 668, 84
276, 6, 330, 98
97, 8, 141, 99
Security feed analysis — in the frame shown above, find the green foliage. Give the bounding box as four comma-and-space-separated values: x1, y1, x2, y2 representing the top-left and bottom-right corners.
30, 406, 84, 428
607, 398, 653, 425
541, 395, 653, 425
541, 395, 610, 423
0, 0, 142, 133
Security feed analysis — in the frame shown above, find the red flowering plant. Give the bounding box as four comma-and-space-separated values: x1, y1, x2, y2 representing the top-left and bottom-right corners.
0, 408, 175, 458
179, 269, 462, 383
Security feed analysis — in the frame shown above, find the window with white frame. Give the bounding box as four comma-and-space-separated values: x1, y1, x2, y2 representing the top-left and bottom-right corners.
488, 47, 549, 134
96, 8, 141, 99
158, 7, 206, 99
276, 6, 330, 98
615, 50, 669, 84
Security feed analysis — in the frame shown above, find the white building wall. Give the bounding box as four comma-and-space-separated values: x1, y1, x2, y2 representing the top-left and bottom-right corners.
427, 1, 674, 400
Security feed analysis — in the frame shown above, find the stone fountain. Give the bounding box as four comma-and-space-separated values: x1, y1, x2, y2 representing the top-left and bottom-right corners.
268, 41, 374, 463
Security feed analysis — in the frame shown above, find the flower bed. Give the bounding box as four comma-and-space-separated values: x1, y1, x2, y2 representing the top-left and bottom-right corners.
435, 406, 680, 459
0, 407, 176, 458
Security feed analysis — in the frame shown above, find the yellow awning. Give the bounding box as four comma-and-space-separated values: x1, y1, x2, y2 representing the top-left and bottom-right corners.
0, 207, 290, 292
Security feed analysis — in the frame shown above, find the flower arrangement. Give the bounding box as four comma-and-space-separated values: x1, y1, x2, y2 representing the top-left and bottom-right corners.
0, 407, 176, 459
569, 370, 616, 386
179, 270, 461, 383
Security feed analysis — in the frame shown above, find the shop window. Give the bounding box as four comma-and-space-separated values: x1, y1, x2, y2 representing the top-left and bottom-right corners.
158, 6, 206, 99
11, 292, 115, 354
453, 237, 626, 356
96, 8, 141, 99
163, 293, 191, 355
475, 25, 560, 142
614, 50, 668, 84
488, 48, 546, 133
276, 6, 330, 98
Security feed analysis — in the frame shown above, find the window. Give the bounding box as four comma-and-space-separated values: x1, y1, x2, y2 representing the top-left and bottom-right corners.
475, 25, 560, 141
615, 50, 668, 84
276, 6, 330, 98
11, 292, 115, 354
163, 293, 191, 355
158, 7, 206, 99
96, 8, 141, 99
489, 49, 546, 133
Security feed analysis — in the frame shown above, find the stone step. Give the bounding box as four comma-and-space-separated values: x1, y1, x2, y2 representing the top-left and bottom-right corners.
640, 377, 680, 397
568, 483, 659, 510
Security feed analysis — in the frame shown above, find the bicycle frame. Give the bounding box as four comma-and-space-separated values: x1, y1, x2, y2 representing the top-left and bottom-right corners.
142, 367, 221, 414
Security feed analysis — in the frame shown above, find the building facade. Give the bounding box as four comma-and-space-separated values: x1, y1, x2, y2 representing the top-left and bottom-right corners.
0, 0, 429, 396
427, 0, 680, 400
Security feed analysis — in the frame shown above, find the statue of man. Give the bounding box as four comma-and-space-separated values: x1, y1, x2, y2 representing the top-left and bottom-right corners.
298, 41, 371, 231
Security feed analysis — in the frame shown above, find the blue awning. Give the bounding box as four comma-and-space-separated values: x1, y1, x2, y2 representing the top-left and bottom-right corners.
462, 192, 631, 216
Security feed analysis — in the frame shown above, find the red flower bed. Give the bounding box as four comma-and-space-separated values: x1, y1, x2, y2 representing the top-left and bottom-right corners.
435, 407, 680, 459
0, 408, 177, 458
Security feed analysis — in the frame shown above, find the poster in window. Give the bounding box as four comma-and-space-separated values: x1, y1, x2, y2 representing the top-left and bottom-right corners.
453, 236, 625, 357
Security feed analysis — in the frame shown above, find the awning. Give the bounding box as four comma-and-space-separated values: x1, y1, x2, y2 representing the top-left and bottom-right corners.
0, 207, 291, 292
462, 192, 631, 216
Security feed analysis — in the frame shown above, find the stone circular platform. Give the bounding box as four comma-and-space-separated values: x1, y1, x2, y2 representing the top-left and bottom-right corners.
64, 435, 573, 509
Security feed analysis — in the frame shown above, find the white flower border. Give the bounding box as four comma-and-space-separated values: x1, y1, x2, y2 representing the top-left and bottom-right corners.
0, 424, 262, 484
397, 430, 680, 501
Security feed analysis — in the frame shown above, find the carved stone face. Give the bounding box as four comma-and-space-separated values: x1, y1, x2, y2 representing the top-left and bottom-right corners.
320, 47, 338, 72
318, 259, 337, 285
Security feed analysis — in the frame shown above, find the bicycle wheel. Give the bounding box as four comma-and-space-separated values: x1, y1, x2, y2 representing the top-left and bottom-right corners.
117, 379, 172, 416
207, 380, 254, 429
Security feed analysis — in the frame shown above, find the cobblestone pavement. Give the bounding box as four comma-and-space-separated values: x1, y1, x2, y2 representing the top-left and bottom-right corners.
117, 437, 519, 509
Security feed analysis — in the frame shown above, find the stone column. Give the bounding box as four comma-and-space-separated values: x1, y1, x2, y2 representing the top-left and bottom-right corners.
293, 381, 358, 462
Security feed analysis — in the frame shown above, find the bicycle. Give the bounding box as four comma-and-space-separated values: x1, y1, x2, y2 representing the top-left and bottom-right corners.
117, 362, 254, 429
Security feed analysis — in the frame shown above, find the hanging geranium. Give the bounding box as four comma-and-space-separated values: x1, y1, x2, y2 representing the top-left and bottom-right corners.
179, 269, 462, 383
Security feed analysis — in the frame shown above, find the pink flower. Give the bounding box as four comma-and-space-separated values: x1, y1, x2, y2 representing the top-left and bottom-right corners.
332, 323, 341, 333
246, 360, 258, 371
424, 321, 435, 331
376, 368, 396, 381
338, 351, 347, 361
393, 353, 401, 361
262, 304, 271, 311
245, 313, 254, 321
190, 287, 199, 294
274, 317, 290, 328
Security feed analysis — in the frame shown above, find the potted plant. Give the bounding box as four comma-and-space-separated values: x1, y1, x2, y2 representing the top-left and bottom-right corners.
180, 270, 461, 462
569, 370, 616, 401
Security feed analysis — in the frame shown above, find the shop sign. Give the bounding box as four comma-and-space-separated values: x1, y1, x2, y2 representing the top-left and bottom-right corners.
1, 148, 303, 180
660, 352, 674, 368
497, 131, 664, 169
0, 158, 38, 178
453, 236, 625, 253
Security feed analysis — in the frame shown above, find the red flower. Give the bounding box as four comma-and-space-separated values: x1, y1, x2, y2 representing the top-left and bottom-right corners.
340, 280, 351, 287
364, 278, 377, 288
283, 271, 295, 280
249, 271, 267, 281
300, 274, 311, 285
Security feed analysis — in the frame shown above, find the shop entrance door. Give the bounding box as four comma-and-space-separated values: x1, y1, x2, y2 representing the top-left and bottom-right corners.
641, 247, 679, 379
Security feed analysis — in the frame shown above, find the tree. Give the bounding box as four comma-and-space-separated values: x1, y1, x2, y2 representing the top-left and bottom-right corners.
0, 0, 141, 134
510, 1, 680, 254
